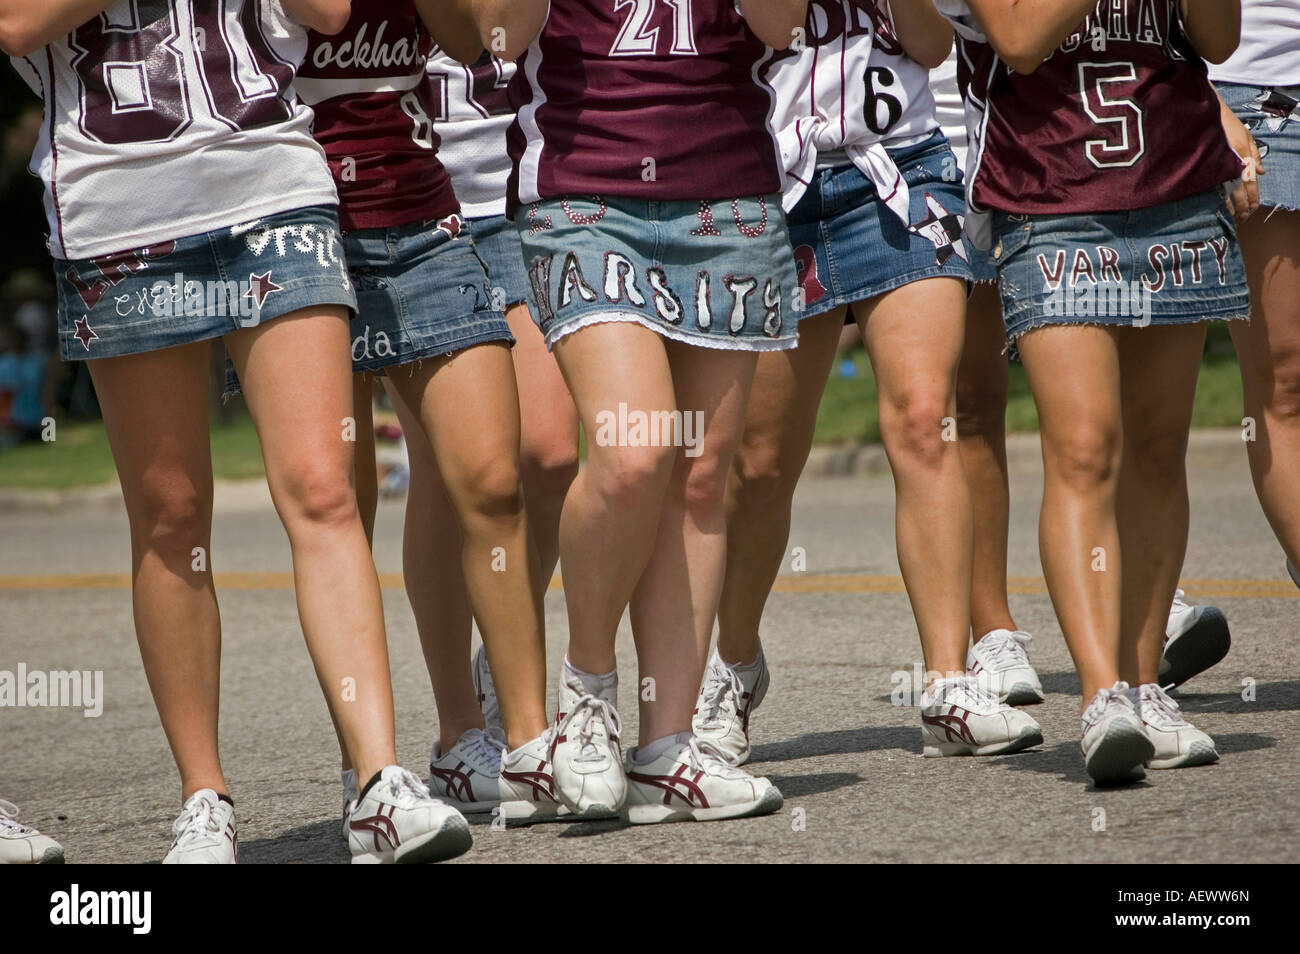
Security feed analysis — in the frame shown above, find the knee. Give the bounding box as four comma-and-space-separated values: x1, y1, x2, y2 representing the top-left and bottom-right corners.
731, 439, 798, 515
456, 457, 526, 520
1125, 427, 1188, 486
679, 450, 736, 521
587, 444, 675, 512
955, 382, 1008, 440
1261, 351, 1300, 419
1046, 426, 1121, 493
278, 464, 359, 529
520, 444, 579, 510
133, 482, 209, 558
881, 391, 955, 471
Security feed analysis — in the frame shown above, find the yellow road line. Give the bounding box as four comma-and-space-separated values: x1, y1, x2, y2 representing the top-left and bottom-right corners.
1, 572, 1296, 600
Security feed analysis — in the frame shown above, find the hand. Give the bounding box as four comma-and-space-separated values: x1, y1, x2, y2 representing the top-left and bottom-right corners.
1219, 97, 1264, 222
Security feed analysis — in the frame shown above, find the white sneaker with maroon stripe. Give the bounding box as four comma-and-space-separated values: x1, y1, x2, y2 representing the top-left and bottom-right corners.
920, 676, 1043, 757
551, 673, 625, 819
692, 649, 769, 765
472, 644, 503, 736
0, 799, 64, 864
347, 766, 471, 864
341, 768, 357, 839
428, 727, 502, 814
162, 789, 237, 864
625, 733, 783, 825
499, 727, 569, 824
967, 629, 1044, 705
1080, 682, 1154, 784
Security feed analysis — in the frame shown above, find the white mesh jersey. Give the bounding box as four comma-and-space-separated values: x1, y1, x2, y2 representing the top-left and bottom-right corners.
930, 51, 966, 171
760, 0, 939, 220
11, 0, 336, 261
425, 48, 515, 219
1208, 0, 1300, 86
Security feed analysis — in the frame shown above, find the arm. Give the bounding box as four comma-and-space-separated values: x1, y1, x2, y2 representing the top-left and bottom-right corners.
964, 0, 1101, 74
281, 0, 352, 36
1217, 88, 1263, 221
739, 0, 809, 50
1180, 0, 1240, 64
415, 0, 483, 64
466, 0, 548, 61
0, 0, 112, 58
889, 0, 953, 70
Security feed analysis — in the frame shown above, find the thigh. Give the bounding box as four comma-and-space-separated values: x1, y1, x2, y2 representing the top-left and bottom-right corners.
957, 281, 1010, 401
88, 343, 214, 521
664, 340, 759, 467
1016, 326, 1123, 450
739, 309, 844, 465
1231, 209, 1300, 389
550, 320, 676, 442
1116, 323, 1206, 440
855, 276, 968, 405
225, 307, 356, 490
506, 300, 578, 460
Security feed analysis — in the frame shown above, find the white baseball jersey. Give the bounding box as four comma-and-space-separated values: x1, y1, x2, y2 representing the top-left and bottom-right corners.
1209, 0, 1300, 86
930, 51, 967, 171
11, 0, 336, 261
761, 0, 939, 220
425, 48, 515, 219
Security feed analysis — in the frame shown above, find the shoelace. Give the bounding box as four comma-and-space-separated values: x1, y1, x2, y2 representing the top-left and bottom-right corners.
933, 674, 999, 712
0, 798, 36, 835
1085, 681, 1133, 725
697, 662, 741, 728
1140, 684, 1190, 728
558, 693, 622, 761
981, 630, 1032, 667
686, 735, 746, 779
172, 795, 220, 842
470, 729, 504, 769
384, 768, 432, 807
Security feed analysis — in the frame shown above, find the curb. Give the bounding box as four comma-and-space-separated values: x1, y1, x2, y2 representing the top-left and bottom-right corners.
0, 427, 1252, 512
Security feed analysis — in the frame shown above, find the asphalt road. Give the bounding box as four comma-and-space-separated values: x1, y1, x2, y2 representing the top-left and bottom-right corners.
2, 434, 1296, 863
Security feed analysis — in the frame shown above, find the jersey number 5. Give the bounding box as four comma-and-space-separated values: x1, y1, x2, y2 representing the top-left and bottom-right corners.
1079, 62, 1146, 169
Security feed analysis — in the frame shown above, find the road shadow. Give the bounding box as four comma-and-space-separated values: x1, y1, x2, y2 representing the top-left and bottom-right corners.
993, 740, 1153, 790
750, 726, 916, 763
1208, 732, 1276, 755
1173, 680, 1300, 714
765, 771, 861, 799
238, 818, 349, 864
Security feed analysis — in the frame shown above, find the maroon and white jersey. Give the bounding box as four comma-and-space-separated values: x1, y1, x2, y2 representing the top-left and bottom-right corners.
762, 1, 939, 219
426, 49, 515, 219
507, 0, 783, 213
937, 0, 1244, 249
11, 0, 336, 260
298, 1, 457, 231
931, 51, 967, 170
1209, 0, 1300, 86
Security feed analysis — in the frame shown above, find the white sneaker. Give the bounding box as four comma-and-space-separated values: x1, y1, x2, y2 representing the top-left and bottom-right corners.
1161, 589, 1230, 687
341, 768, 357, 840
1080, 682, 1155, 784
347, 766, 472, 864
499, 727, 569, 823
162, 789, 237, 864
967, 629, 1044, 704
551, 670, 625, 819
0, 799, 64, 864
1131, 683, 1219, 769
472, 644, 503, 736
920, 675, 1042, 756
625, 732, 783, 825
428, 727, 503, 814
692, 649, 769, 766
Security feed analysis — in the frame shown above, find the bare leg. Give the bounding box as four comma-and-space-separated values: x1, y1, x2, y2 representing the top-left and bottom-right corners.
717, 310, 844, 665
855, 277, 972, 679
226, 308, 396, 784
90, 343, 225, 800
956, 282, 1018, 637
386, 344, 548, 751
1016, 326, 1124, 707
1229, 208, 1300, 566
1115, 323, 1207, 686
628, 341, 758, 744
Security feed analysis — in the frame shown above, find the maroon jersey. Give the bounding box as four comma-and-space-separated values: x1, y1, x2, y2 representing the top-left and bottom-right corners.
507, 0, 783, 214
943, 0, 1242, 232
298, 0, 458, 230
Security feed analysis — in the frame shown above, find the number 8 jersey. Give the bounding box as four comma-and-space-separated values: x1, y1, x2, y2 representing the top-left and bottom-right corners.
936, 0, 1244, 249
11, 0, 337, 260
